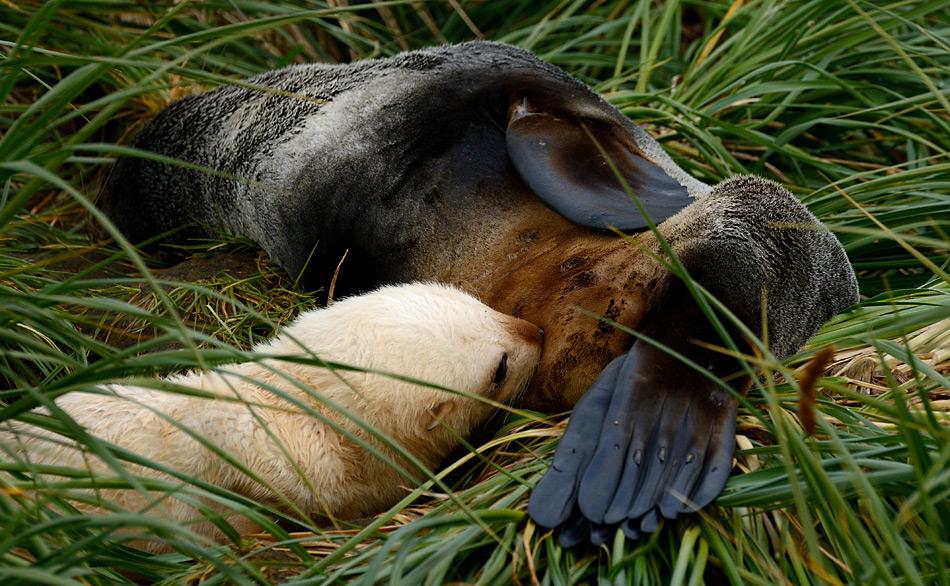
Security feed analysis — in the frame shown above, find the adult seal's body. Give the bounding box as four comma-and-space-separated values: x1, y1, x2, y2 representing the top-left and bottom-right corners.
99, 41, 859, 543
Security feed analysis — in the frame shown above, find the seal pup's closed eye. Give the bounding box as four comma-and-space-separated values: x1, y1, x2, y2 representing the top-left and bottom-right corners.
0, 282, 542, 549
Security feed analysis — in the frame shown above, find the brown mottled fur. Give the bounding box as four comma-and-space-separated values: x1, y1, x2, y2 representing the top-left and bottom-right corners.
436, 199, 661, 409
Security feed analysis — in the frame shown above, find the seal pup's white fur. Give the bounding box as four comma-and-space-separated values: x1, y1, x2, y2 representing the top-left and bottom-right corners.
1, 283, 542, 546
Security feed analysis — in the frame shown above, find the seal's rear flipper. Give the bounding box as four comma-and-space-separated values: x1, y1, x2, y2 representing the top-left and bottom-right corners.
506, 99, 693, 232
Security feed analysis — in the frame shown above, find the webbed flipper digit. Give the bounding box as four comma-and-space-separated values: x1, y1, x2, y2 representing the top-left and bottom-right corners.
621, 518, 641, 540
575, 349, 647, 524
528, 355, 625, 528
557, 510, 590, 548
589, 523, 613, 546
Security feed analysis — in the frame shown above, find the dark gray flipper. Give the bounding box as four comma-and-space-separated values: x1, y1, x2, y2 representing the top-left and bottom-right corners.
557, 511, 590, 548
528, 355, 624, 528
578, 287, 740, 530
506, 105, 692, 231
531, 283, 742, 545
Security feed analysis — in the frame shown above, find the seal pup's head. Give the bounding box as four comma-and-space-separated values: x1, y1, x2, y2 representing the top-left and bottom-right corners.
260, 282, 542, 467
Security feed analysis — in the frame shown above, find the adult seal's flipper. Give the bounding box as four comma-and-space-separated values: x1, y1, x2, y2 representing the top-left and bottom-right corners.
506, 100, 693, 232
593, 309, 740, 529
556, 511, 591, 548
528, 355, 624, 528
529, 285, 741, 538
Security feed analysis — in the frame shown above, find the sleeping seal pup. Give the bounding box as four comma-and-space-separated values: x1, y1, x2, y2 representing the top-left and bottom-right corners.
98, 41, 859, 542
1, 283, 542, 547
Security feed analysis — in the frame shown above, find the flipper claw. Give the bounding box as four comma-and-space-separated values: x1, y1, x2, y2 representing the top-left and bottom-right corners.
557, 511, 590, 548
589, 523, 612, 546
682, 411, 737, 512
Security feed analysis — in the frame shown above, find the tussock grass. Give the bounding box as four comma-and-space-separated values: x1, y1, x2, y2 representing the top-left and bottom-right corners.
1, 1, 948, 584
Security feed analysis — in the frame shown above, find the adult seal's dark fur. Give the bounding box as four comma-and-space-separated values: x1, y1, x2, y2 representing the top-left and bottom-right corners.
99, 41, 859, 544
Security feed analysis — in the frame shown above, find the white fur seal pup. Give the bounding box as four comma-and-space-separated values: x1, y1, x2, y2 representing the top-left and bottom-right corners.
1, 283, 543, 546
98, 41, 859, 543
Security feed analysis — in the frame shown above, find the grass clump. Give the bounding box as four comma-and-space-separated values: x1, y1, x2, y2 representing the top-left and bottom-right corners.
1, 1, 948, 584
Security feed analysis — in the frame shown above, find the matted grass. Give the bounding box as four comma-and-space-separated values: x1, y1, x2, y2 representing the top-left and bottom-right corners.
1, 1, 947, 584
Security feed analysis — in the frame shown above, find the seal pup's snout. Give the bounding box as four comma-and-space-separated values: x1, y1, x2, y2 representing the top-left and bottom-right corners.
488, 313, 543, 405
506, 316, 544, 348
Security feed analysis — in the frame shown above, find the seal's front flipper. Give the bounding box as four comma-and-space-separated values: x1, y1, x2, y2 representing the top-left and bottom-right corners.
505, 99, 692, 232
580, 285, 742, 536
528, 355, 624, 529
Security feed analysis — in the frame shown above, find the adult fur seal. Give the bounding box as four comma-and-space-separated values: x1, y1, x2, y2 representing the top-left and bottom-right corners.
98, 41, 859, 543
1, 283, 543, 548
